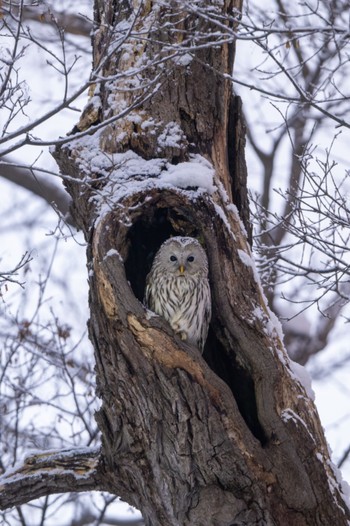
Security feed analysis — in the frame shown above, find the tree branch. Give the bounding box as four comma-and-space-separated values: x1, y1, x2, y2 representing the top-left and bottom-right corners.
0, 157, 74, 224
4, 4, 92, 38
71, 515, 144, 526
0, 447, 102, 510
338, 444, 350, 469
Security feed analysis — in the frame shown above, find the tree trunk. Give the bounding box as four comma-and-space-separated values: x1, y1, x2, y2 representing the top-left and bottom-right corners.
50, 1, 350, 524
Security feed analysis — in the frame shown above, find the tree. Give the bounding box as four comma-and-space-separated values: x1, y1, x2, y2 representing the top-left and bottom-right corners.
1, 0, 350, 525
235, 0, 350, 366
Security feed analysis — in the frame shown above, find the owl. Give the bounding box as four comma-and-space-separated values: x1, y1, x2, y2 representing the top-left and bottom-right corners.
145, 237, 211, 351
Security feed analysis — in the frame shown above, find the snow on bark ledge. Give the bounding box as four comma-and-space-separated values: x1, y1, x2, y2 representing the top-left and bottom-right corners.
66, 133, 216, 220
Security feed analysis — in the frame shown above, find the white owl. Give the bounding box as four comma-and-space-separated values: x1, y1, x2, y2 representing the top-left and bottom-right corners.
145, 237, 211, 351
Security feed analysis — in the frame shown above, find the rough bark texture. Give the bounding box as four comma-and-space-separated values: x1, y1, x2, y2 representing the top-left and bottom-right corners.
51, 1, 350, 525
0, 448, 101, 509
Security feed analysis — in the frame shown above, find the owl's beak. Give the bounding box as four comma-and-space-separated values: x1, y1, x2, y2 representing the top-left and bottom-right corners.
179, 264, 185, 274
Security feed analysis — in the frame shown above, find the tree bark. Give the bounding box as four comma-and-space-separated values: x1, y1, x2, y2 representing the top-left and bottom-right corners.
3, 0, 349, 524
0, 448, 101, 509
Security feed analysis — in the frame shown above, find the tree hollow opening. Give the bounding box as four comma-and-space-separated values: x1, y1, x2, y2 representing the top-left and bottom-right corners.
204, 329, 267, 445
123, 204, 266, 445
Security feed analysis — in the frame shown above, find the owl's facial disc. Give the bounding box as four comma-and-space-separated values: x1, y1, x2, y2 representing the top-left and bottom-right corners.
166, 245, 203, 276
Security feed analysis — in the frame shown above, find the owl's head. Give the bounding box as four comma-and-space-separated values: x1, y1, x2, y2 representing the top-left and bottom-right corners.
154, 236, 209, 277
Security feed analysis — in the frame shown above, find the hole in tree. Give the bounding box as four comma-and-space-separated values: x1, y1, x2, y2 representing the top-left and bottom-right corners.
124, 207, 266, 445
204, 328, 267, 445
124, 207, 200, 301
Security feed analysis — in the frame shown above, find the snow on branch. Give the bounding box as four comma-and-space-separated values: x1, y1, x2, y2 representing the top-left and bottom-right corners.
0, 446, 101, 510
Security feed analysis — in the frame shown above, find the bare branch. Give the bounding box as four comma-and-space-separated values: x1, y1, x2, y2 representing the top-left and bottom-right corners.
0, 447, 101, 510
0, 157, 72, 220
0, 251, 31, 287
21, 5, 92, 38
1, 2, 92, 37
69, 512, 144, 526
338, 445, 350, 469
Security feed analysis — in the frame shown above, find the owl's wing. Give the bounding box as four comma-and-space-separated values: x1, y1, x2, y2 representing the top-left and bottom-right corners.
199, 279, 212, 351
144, 279, 151, 307
144, 271, 159, 310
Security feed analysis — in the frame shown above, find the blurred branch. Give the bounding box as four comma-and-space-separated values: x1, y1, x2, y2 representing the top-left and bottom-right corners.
70, 510, 145, 526
338, 445, 350, 469
0, 251, 31, 287
282, 288, 348, 365
311, 350, 350, 381
0, 157, 74, 224
68, 510, 144, 526
3, 3, 92, 37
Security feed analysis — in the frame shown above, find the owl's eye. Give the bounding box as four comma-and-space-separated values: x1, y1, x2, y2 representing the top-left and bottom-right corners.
187, 256, 194, 262
170, 255, 177, 262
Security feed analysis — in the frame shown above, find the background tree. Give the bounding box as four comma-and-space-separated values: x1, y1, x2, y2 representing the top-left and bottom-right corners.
235, 0, 350, 364
1, 0, 350, 524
